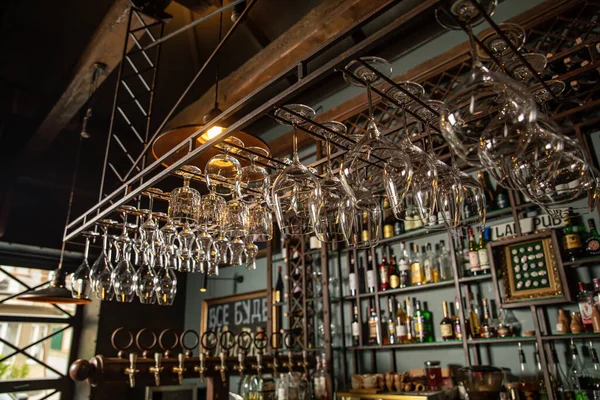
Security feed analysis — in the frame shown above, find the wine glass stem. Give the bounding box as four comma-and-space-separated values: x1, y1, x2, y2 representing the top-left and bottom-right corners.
84, 238, 90, 261
148, 195, 154, 212
102, 229, 108, 254
326, 138, 333, 176
366, 81, 374, 120
292, 125, 300, 163
465, 24, 482, 68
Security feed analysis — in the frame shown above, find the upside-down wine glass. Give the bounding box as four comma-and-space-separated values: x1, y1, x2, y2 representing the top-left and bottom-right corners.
272, 104, 321, 236
436, 0, 537, 171
91, 219, 118, 301
112, 206, 137, 303
134, 246, 156, 305
154, 250, 177, 306
71, 231, 99, 300
340, 57, 413, 249
308, 121, 355, 243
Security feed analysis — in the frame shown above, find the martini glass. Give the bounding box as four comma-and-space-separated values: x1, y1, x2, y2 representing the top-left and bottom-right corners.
272, 104, 321, 236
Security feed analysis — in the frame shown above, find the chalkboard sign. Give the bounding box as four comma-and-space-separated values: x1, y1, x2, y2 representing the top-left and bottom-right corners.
200, 290, 277, 357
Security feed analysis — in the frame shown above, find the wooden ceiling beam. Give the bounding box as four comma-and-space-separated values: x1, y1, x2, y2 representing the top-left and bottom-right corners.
164, 0, 392, 130
20, 0, 160, 160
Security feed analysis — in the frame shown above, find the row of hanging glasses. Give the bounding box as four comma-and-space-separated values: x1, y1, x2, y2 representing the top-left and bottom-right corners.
70, 141, 274, 304
70, 0, 599, 305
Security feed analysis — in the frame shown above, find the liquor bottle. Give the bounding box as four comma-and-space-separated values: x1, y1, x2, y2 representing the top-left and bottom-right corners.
456, 237, 471, 278
481, 298, 497, 338
563, 214, 584, 261
379, 252, 389, 292
348, 254, 357, 297
534, 343, 549, 400
405, 198, 416, 232
389, 251, 400, 289
478, 170, 496, 211
357, 255, 366, 294
314, 354, 328, 400
586, 219, 600, 256
440, 301, 454, 341
396, 301, 408, 344
568, 340, 592, 397
275, 266, 285, 305
366, 253, 377, 293
352, 304, 360, 346
589, 340, 600, 399
361, 210, 369, 243
468, 292, 481, 339
383, 197, 395, 239
594, 278, 600, 309
394, 219, 404, 236
368, 306, 380, 346
414, 300, 429, 343
438, 240, 452, 281
518, 342, 539, 399
468, 228, 481, 276
405, 296, 415, 343
398, 242, 410, 288
387, 298, 396, 345
453, 297, 463, 340
423, 244, 434, 284
410, 243, 425, 286
577, 282, 594, 332
496, 184, 509, 210
478, 228, 491, 274
277, 372, 290, 400
550, 343, 575, 400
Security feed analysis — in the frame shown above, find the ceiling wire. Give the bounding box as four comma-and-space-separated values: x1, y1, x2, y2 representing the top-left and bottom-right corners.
214, 0, 224, 109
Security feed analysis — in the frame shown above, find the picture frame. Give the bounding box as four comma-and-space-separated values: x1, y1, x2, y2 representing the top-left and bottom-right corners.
489, 230, 571, 307
200, 290, 279, 357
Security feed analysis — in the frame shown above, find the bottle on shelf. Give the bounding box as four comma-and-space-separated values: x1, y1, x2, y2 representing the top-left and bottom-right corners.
481, 298, 497, 338
277, 373, 289, 400
467, 292, 481, 339
368, 304, 380, 346
567, 340, 592, 397
410, 243, 425, 286
563, 213, 584, 261
405, 197, 416, 232
313, 354, 327, 400
394, 218, 404, 236
549, 342, 575, 400
398, 242, 410, 288
557, 309, 571, 335
477, 170, 496, 211
577, 282, 594, 332
468, 228, 481, 276
496, 183, 509, 210
438, 240, 453, 281
593, 278, 600, 309
352, 304, 360, 347
534, 343, 549, 400
405, 296, 415, 343
414, 299, 433, 343
570, 312, 584, 334
379, 252, 390, 292
275, 266, 285, 305
453, 297, 463, 340
440, 300, 454, 341
366, 252, 377, 294
518, 342, 539, 399
389, 250, 400, 289
586, 219, 600, 257
348, 253, 357, 297
589, 340, 600, 398
383, 197, 395, 239
387, 298, 396, 345
423, 244, 434, 284
396, 300, 408, 344
361, 210, 370, 243
357, 254, 366, 294
478, 228, 491, 274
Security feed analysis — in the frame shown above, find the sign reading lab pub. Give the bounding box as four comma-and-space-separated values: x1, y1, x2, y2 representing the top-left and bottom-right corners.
491, 214, 565, 241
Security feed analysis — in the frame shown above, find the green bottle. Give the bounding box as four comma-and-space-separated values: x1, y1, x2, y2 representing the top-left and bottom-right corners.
414, 300, 433, 343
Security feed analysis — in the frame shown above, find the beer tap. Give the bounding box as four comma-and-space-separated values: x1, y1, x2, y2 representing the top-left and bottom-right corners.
234, 332, 252, 378
301, 349, 309, 376
252, 331, 268, 379
124, 353, 139, 388
215, 331, 235, 384
148, 353, 163, 386
269, 331, 282, 376
195, 331, 216, 383
172, 353, 187, 384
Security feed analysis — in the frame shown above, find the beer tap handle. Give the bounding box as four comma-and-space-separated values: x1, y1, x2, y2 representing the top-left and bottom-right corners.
124, 353, 139, 388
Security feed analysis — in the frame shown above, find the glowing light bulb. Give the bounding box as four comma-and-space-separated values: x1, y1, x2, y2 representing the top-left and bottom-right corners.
207, 126, 225, 139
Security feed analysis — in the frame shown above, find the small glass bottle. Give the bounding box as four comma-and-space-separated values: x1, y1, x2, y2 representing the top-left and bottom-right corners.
398, 242, 410, 288
567, 340, 591, 397
439, 300, 454, 341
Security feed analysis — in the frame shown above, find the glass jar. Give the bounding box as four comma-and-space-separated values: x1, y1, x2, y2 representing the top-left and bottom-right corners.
425, 360, 443, 391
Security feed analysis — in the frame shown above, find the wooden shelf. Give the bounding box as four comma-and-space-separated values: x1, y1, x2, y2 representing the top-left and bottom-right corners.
349, 341, 463, 350
343, 281, 455, 301
458, 275, 492, 284
468, 336, 536, 345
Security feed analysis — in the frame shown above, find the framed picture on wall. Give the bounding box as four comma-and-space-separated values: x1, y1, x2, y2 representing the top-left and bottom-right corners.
489, 230, 571, 306
200, 290, 279, 357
